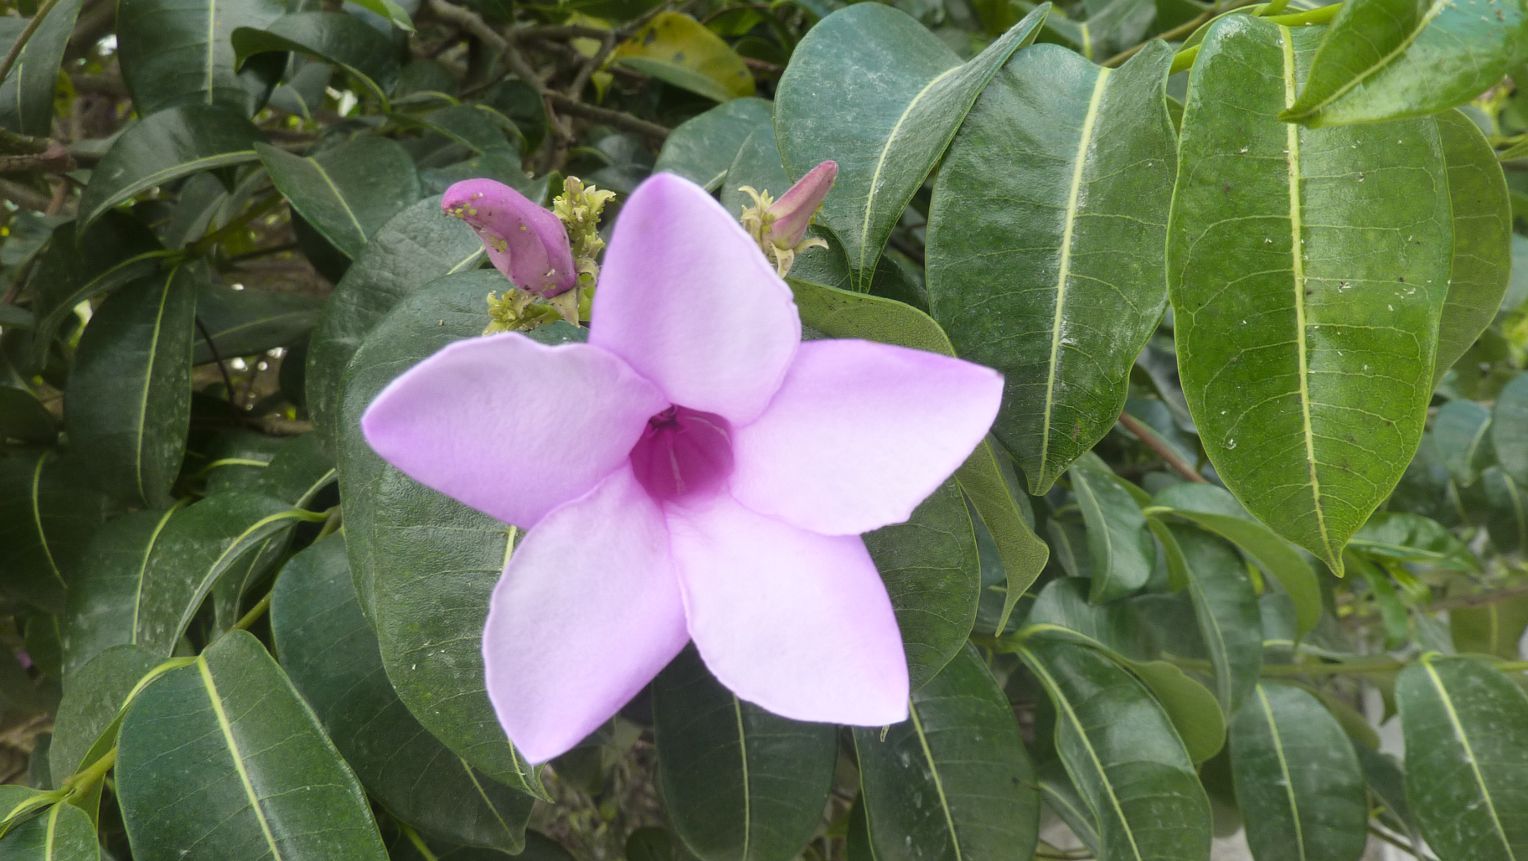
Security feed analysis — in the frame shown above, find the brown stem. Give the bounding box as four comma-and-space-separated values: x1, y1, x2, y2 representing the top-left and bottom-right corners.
1117, 410, 1206, 483
545, 92, 669, 141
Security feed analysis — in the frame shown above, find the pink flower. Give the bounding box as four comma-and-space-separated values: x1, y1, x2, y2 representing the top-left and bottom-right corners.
362, 173, 1003, 763
769, 159, 837, 247
443, 179, 577, 298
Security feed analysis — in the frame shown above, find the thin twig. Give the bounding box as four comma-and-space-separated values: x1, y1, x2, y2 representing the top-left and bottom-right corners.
195, 316, 239, 406
1117, 410, 1206, 483
546, 92, 669, 140
1428, 583, 1528, 612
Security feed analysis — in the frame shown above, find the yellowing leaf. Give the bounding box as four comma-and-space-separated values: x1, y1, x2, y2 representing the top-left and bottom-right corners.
613, 12, 755, 102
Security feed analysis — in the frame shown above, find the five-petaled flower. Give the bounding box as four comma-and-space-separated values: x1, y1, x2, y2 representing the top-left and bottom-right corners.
361, 173, 1003, 764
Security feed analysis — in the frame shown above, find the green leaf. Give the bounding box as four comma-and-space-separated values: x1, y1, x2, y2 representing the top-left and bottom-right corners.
1351, 511, 1477, 572
652, 648, 836, 861
1434, 110, 1511, 385
0, 452, 116, 613
927, 42, 1176, 495
1153, 524, 1262, 713
0, 387, 55, 444
232, 12, 402, 108
1151, 483, 1321, 635
116, 631, 389, 860
306, 196, 482, 442
64, 263, 199, 507
612, 12, 756, 102
1434, 400, 1493, 487
78, 105, 264, 230
116, 0, 285, 116
192, 281, 322, 363
336, 271, 542, 791
774, 3, 1047, 289
1168, 16, 1452, 574
0, 800, 99, 860
23, 215, 167, 367
1283, 0, 1528, 126
131, 492, 311, 655
1069, 458, 1153, 603
257, 136, 421, 260
49, 644, 161, 786
1228, 682, 1368, 861
1018, 636, 1212, 861
271, 535, 534, 853
61, 509, 178, 678
1450, 593, 1528, 659
865, 479, 980, 688
853, 646, 1040, 860
347, 0, 413, 32
1123, 658, 1225, 764
0, 0, 84, 135
653, 97, 773, 190
1492, 374, 1528, 485
1397, 655, 1528, 860
1475, 467, 1528, 554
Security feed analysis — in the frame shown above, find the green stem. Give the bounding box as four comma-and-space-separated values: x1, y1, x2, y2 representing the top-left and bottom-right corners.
401, 824, 440, 861
62, 747, 117, 797
233, 592, 273, 631
0, 0, 64, 88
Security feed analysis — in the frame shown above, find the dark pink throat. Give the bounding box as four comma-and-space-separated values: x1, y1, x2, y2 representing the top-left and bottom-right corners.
629, 406, 734, 502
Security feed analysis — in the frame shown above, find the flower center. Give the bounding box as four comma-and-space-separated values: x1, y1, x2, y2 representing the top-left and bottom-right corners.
629, 406, 734, 502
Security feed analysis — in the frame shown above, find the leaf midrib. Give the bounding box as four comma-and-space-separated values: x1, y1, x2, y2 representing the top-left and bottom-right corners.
1421, 658, 1517, 860
1256, 685, 1307, 861
1278, 25, 1334, 565
1039, 67, 1110, 476
197, 655, 285, 860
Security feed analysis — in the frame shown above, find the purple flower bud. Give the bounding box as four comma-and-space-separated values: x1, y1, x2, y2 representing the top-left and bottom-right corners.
443, 179, 578, 298
768, 160, 837, 247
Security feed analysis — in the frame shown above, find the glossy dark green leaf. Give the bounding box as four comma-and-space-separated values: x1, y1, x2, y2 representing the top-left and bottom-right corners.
1434, 110, 1511, 385
0, 387, 55, 444
1036, 759, 1099, 854
232, 12, 401, 108
65, 263, 199, 507
653, 97, 772, 190
1069, 458, 1153, 603
774, 3, 1047, 289
116, 0, 285, 116
1397, 655, 1528, 860
306, 196, 482, 441
864, 478, 979, 688
60, 509, 179, 679
1019, 636, 1212, 861
192, 281, 322, 363
1228, 683, 1367, 861
854, 646, 1039, 860
24, 215, 166, 367
1154, 524, 1261, 713
337, 271, 542, 791
1284, 0, 1528, 126
1451, 593, 1528, 659
0, 453, 115, 612
1434, 400, 1493, 487
272, 535, 534, 853
1151, 483, 1320, 635
131, 492, 311, 655
652, 648, 835, 861
1168, 16, 1452, 573
348, 0, 413, 32
116, 630, 389, 860
790, 277, 1049, 629
927, 42, 1176, 495
0, 799, 99, 860
0, 0, 84, 135
78, 105, 264, 229
49, 644, 161, 782
1492, 374, 1528, 485
257, 136, 420, 259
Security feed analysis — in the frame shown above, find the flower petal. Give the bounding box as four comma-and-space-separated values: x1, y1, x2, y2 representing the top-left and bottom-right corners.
443, 179, 577, 297
362, 334, 666, 529
730, 339, 1003, 535
668, 493, 909, 725
483, 467, 688, 763
590, 173, 800, 423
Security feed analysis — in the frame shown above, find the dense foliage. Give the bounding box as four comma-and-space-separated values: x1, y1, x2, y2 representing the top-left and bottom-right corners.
1, 0, 1528, 857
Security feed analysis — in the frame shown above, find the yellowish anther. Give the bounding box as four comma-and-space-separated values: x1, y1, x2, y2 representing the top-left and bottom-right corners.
736, 184, 826, 278
552, 176, 616, 321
